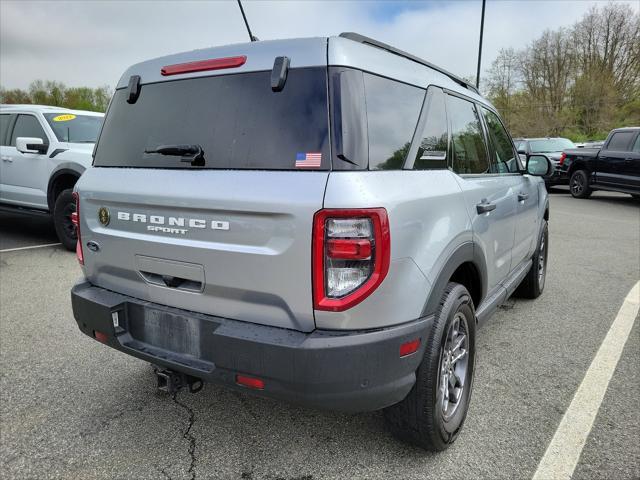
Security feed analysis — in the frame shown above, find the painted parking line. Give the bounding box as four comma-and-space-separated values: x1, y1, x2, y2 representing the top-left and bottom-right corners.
0, 242, 62, 253
532, 281, 640, 480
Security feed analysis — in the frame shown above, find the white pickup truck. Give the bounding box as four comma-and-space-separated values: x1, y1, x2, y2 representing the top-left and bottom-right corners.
0, 105, 104, 249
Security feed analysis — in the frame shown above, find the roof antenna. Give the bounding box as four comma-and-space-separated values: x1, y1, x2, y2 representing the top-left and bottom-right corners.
237, 0, 258, 42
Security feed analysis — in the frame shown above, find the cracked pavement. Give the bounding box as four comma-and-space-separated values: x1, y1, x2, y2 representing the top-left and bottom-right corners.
1, 189, 639, 479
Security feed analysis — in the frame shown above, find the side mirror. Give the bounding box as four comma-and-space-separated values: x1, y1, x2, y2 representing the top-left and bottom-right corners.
526, 154, 551, 176
517, 148, 527, 155
16, 137, 48, 154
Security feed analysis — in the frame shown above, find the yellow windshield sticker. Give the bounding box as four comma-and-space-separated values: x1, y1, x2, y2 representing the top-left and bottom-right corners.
52, 114, 76, 122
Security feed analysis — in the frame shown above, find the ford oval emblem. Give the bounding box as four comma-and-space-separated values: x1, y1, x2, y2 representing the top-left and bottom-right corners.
86, 241, 100, 252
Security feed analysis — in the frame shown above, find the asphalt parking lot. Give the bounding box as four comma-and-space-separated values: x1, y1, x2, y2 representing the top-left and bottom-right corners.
1, 189, 638, 480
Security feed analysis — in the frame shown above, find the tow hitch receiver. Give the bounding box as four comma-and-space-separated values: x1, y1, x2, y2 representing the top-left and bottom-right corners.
153, 365, 203, 394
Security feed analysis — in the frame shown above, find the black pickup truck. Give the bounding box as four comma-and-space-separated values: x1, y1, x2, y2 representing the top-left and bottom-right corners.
562, 127, 640, 199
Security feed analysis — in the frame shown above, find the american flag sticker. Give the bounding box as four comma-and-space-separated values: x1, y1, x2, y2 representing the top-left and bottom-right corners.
295, 152, 322, 168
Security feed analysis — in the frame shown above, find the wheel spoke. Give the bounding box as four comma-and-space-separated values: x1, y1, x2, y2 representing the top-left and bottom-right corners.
452, 333, 466, 353
451, 348, 467, 365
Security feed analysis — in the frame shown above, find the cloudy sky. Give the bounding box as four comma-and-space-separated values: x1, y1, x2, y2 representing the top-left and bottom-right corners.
1, 0, 638, 90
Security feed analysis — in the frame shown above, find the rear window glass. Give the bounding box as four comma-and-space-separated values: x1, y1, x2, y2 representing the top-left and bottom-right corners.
44, 114, 103, 143
94, 68, 329, 169
363, 74, 424, 170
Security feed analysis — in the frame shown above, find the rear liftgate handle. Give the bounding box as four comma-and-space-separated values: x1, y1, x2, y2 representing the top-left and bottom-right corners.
476, 199, 497, 214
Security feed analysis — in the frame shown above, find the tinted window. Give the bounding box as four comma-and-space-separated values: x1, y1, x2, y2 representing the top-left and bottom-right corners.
95, 68, 329, 169
447, 96, 489, 174
364, 74, 424, 170
529, 138, 575, 152
632, 134, 640, 153
482, 107, 519, 173
413, 89, 448, 170
606, 131, 635, 151
10, 115, 47, 146
43, 114, 103, 143
0, 114, 11, 146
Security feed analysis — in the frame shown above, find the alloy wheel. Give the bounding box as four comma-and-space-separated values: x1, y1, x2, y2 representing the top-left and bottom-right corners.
438, 312, 469, 421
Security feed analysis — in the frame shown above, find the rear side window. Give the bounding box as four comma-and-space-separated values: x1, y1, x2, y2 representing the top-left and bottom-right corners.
0, 114, 11, 146
482, 107, 519, 173
447, 95, 489, 174
10, 115, 48, 146
364, 74, 424, 170
413, 88, 448, 170
632, 134, 640, 153
606, 131, 635, 151
94, 68, 329, 169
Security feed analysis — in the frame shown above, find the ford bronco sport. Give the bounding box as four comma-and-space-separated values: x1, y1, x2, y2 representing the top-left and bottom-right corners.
70, 33, 551, 450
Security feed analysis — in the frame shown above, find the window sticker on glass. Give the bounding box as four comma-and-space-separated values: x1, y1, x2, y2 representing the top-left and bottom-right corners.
52, 114, 77, 122
295, 152, 322, 168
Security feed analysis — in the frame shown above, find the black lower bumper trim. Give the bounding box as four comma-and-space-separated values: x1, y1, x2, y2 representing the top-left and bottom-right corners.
71, 280, 433, 412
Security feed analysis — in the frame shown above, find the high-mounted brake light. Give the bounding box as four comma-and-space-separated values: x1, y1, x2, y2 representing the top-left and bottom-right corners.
161, 55, 247, 76
313, 208, 390, 312
72, 192, 84, 265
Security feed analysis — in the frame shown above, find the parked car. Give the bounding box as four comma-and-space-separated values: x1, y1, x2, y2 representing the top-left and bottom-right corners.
0, 105, 104, 249
562, 127, 640, 198
513, 137, 576, 187
576, 140, 605, 149
70, 33, 551, 451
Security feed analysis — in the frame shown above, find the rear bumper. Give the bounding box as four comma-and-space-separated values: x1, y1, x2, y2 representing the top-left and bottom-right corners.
545, 166, 568, 185
71, 280, 432, 412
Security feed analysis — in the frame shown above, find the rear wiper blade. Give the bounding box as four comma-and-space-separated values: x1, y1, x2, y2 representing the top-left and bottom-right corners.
144, 144, 205, 166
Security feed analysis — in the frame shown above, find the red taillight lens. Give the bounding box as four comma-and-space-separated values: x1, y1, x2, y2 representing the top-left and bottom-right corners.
235, 374, 265, 390
313, 208, 390, 312
161, 55, 247, 76
559, 152, 566, 167
72, 191, 84, 265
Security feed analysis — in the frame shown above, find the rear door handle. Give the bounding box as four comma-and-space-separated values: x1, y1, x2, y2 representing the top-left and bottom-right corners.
476, 201, 496, 214
1, 156, 12, 163
518, 193, 529, 201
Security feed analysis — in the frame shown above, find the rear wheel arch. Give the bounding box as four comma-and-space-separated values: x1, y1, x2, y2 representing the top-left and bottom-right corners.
422, 243, 487, 318
47, 168, 82, 211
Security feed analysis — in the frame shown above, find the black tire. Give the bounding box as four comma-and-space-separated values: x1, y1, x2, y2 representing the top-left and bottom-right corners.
569, 170, 592, 198
53, 189, 77, 251
515, 220, 548, 299
384, 283, 476, 451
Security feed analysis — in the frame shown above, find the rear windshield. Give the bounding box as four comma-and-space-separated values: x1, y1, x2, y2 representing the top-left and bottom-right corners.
529, 138, 575, 153
43, 113, 103, 143
94, 68, 330, 170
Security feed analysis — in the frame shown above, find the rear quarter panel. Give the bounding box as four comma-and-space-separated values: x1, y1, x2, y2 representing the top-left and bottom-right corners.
318, 170, 472, 330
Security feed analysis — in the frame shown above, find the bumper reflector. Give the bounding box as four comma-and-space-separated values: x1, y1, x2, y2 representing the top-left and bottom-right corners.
236, 374, 265, 390
94, 330, 108, 343
399, 338, 420, 357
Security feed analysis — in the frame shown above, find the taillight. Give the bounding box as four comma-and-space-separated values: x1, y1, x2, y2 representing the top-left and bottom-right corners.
313, 208, 390, 311
161, 55, 247, 76
72, 191, 84, 265
559, 152, 566, 167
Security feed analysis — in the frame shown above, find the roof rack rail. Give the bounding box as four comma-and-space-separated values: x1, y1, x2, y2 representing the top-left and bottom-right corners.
338, 32, 479, 94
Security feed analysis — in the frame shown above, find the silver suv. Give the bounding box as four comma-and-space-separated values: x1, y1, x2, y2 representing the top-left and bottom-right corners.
70, 33, 550, 450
